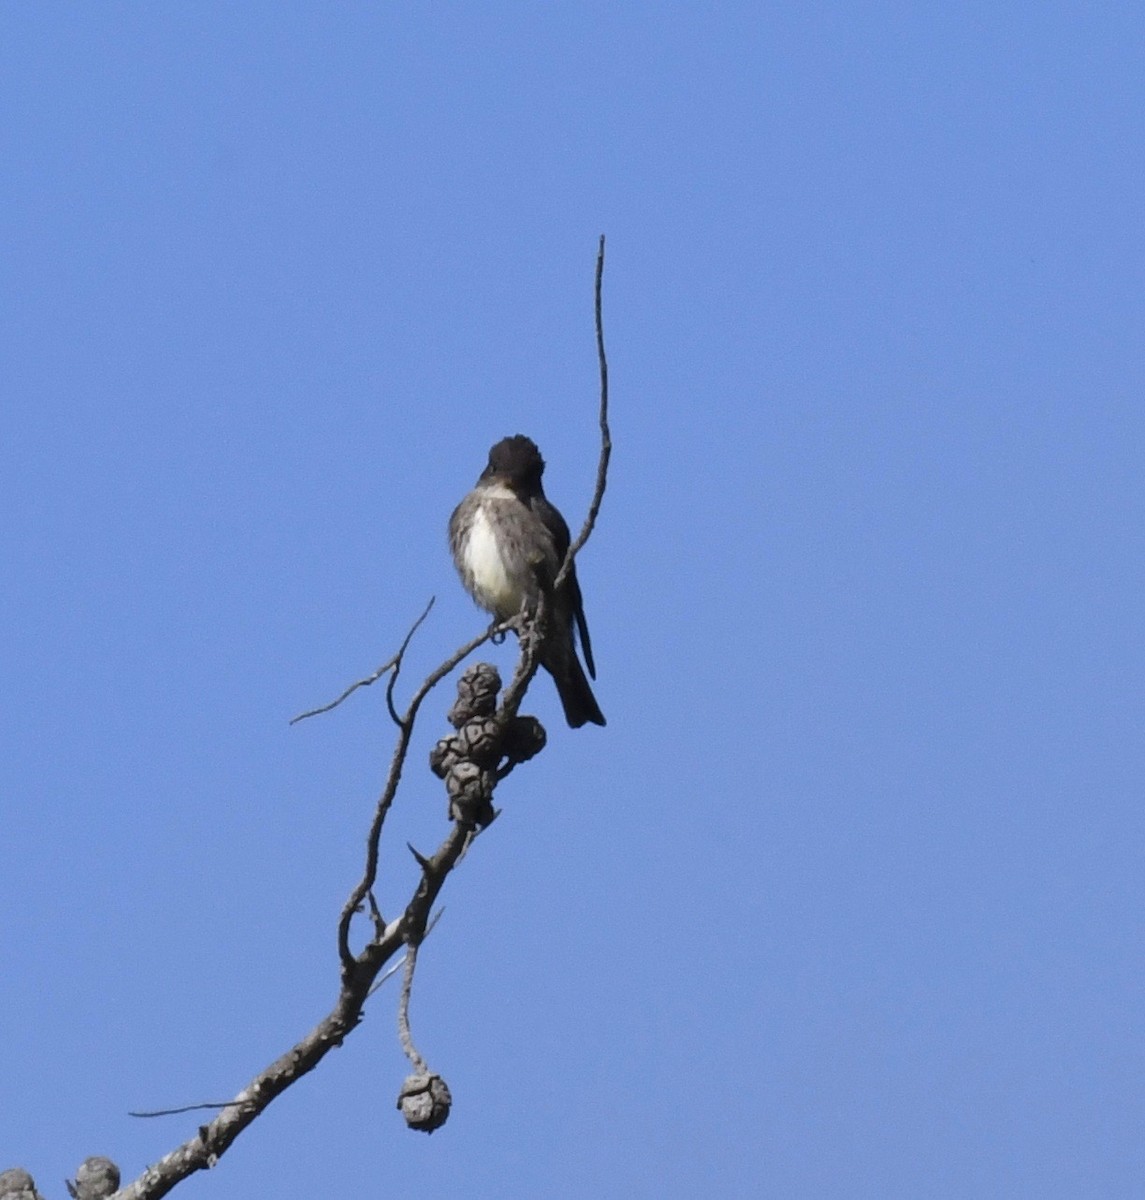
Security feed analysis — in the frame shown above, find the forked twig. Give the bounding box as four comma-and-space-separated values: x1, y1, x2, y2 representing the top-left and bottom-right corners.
289, 598, 435, 725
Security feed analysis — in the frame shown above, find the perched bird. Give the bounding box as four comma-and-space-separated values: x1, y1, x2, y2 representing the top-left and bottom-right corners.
450, 435, 605, 728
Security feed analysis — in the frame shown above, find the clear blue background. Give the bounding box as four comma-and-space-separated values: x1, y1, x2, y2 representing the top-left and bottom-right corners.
3, 4, 1141, 1197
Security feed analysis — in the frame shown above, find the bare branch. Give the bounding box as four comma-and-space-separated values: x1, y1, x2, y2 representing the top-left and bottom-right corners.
288, 657, 400, 725
401, 619, 512, 727
90, 245, 615, 1199
386, 597, 436, 727
288, 597, 435, 725
110, 823, 471, 1197
366, 889, 386, 941
397, 944, 427, 1075
127, 1103, 253, 1119
108, 920, 405, 1200
554, 233, 611, 595
336, 620, 506, 970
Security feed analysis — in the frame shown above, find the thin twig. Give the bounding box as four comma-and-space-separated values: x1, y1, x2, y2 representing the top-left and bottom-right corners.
337, 620, 505, 970
366, 890, 385, 941
554, 233, 611, 595
501, 236, 609, 715
401, 619, 511, 726
128, 1102, 254, 1119
289, 597, 436, 725
289, 660, 398, 725
366, 909, 441, 999
387, 598, 436, 727
367, 953, 407, 999
488, 232, 610, 717
496, 595, 547, 721
397, 943, 428, 1074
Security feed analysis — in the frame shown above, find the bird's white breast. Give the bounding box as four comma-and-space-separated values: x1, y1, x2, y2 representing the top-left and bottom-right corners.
464, 503, 522, 615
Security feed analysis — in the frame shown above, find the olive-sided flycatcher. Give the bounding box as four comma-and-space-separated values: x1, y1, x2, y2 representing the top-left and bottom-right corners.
450, 435, 605, 728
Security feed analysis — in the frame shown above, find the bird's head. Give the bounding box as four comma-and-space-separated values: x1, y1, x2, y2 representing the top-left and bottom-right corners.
480, 434, 545, 491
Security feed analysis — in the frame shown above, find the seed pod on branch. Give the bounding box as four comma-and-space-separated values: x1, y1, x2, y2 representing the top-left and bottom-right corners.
396, 1072, 452, 1134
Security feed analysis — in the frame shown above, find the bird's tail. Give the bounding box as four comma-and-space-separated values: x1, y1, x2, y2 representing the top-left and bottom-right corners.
543, 649, 606, 729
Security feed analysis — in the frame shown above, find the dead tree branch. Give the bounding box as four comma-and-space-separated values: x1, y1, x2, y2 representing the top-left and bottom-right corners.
4, 238, 612, 1199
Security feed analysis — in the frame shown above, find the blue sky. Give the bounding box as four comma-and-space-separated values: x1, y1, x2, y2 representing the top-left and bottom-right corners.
2, 4, 1142, 1197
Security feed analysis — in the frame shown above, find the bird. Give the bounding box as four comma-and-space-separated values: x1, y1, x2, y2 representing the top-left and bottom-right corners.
449, 434, 605, 728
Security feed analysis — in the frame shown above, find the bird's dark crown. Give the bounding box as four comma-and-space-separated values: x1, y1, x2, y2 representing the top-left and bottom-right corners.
481, 435, 545, 488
